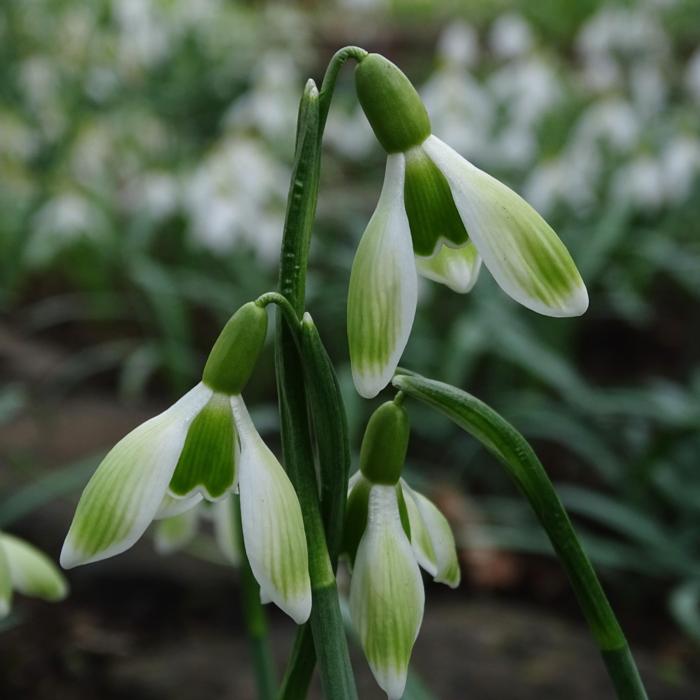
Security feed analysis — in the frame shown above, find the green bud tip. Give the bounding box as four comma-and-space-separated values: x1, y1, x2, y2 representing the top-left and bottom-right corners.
360, 400, 410, 485
355, 53, 431, 154
202, 301, 268, 395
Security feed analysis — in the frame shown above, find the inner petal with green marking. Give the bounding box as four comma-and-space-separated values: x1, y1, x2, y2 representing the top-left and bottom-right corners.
404, 144, 469, 257
169, 392, 237, 500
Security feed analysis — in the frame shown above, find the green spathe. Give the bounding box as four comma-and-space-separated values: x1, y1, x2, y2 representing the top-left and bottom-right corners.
203, 302, 268, 395
169, 393, 236, 500
404, 146, 469, 256
355, 53, 431, 154
359, 401, 409, 485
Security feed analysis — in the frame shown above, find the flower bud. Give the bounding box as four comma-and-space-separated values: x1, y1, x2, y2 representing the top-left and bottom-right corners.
355, 53, 431, 154
202, 302, 268, 395
359, 400, 410, 485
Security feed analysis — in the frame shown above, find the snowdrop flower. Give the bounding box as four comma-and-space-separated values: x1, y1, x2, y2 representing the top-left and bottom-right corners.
612, 155, 666, 212
0, 532, 68, 619
61, 301, 311, 623
436, 21, 479, 69
343, 400, 460, 699
348, 54, 588, 397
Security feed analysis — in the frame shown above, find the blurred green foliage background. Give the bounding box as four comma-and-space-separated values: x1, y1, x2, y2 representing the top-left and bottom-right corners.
1, 0, 700, 673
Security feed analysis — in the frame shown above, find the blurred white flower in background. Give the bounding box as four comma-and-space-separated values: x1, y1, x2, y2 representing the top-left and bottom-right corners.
28, 193, 110, 266
225, 51, 302, 149
489, 13, 533, 60
184, 137, 288, 263
125, 172, 181, 222
571, 98, 641, 156
115, 0, 171, 72
612, 156, 666, 212
660, 136, 700, 203
685, 49, 700, 104
437, 21, 479, 69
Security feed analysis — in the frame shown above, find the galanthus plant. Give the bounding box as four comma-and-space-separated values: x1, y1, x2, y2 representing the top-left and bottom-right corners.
60, 46, 649, 700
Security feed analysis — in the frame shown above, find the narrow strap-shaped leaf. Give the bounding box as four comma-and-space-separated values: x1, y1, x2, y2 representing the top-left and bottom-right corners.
392, 371, 649, 700
300, 313, 351, 566
275, 80, 357, 700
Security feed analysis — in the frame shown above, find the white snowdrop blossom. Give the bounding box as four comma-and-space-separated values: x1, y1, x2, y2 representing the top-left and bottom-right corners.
61, 302, 311, 624
343, 402, 460, 699
349, 54, 587, 397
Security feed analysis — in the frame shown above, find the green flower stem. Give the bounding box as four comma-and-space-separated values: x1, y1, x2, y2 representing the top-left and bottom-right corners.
393, 371, 648, 700
234, 495, 276, 700
256, 292, 302, 329
318, 46, 368, 136
275, 51, 363, 700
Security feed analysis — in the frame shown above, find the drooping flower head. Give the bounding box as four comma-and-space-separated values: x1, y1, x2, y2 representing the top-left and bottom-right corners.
0, 531, 68, 619
343, 399, 460, 699
348, 53, 589, 397
61, 301, 311, 624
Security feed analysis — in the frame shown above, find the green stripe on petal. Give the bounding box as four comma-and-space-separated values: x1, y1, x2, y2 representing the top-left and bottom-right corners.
416, 242, 482, 294
348, 154, 417, 398
402, 481, 461, 588
404, 144, 469, 256
232, 395, 311, 624
153, 507, 199, 555
350, 485, 424, 700
169, 392, 237, 501
0, 539, 12, 618
423, 135, 588, 317
61, 383, 212, 568
1, 534, 68, 602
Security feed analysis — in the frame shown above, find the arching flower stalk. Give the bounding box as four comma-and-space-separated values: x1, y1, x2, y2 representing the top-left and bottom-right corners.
61, 301, 311, 624
348, 53, 589, 397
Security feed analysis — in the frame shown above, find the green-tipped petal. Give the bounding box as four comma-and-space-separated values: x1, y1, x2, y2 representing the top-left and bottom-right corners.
169, 392, 237, 501
153, 507, 199, 555
348, 154, 417, 398
0, 540, 12, 618
416, 242, 482, 294
401, 481, 461, 587
212, 497, 241, 566
1, 534, 68, 602
61, 383, 212, 568
350, 485, 424, 699
423, 135, 588, 317
232, 395, 311, 624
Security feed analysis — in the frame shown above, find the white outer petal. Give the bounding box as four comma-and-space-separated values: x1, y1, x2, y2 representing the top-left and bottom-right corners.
232, 396, 311, 624
350, 485, 424, 700
423, 135, 588, 317
1, 533, 68, 602
61, 383, 212, 568
402, 481, 461, 588
348, 154, 418, 398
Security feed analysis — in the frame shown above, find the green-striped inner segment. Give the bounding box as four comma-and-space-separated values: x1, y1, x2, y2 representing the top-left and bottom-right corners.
170, 393, 236, 499
404, 146, 469, 256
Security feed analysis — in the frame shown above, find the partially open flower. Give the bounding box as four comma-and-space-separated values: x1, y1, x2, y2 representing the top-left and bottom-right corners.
0, 532, 68, 619
348, 53, 588, 398
61, 302, 311, 624
342, 400, 460, 699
